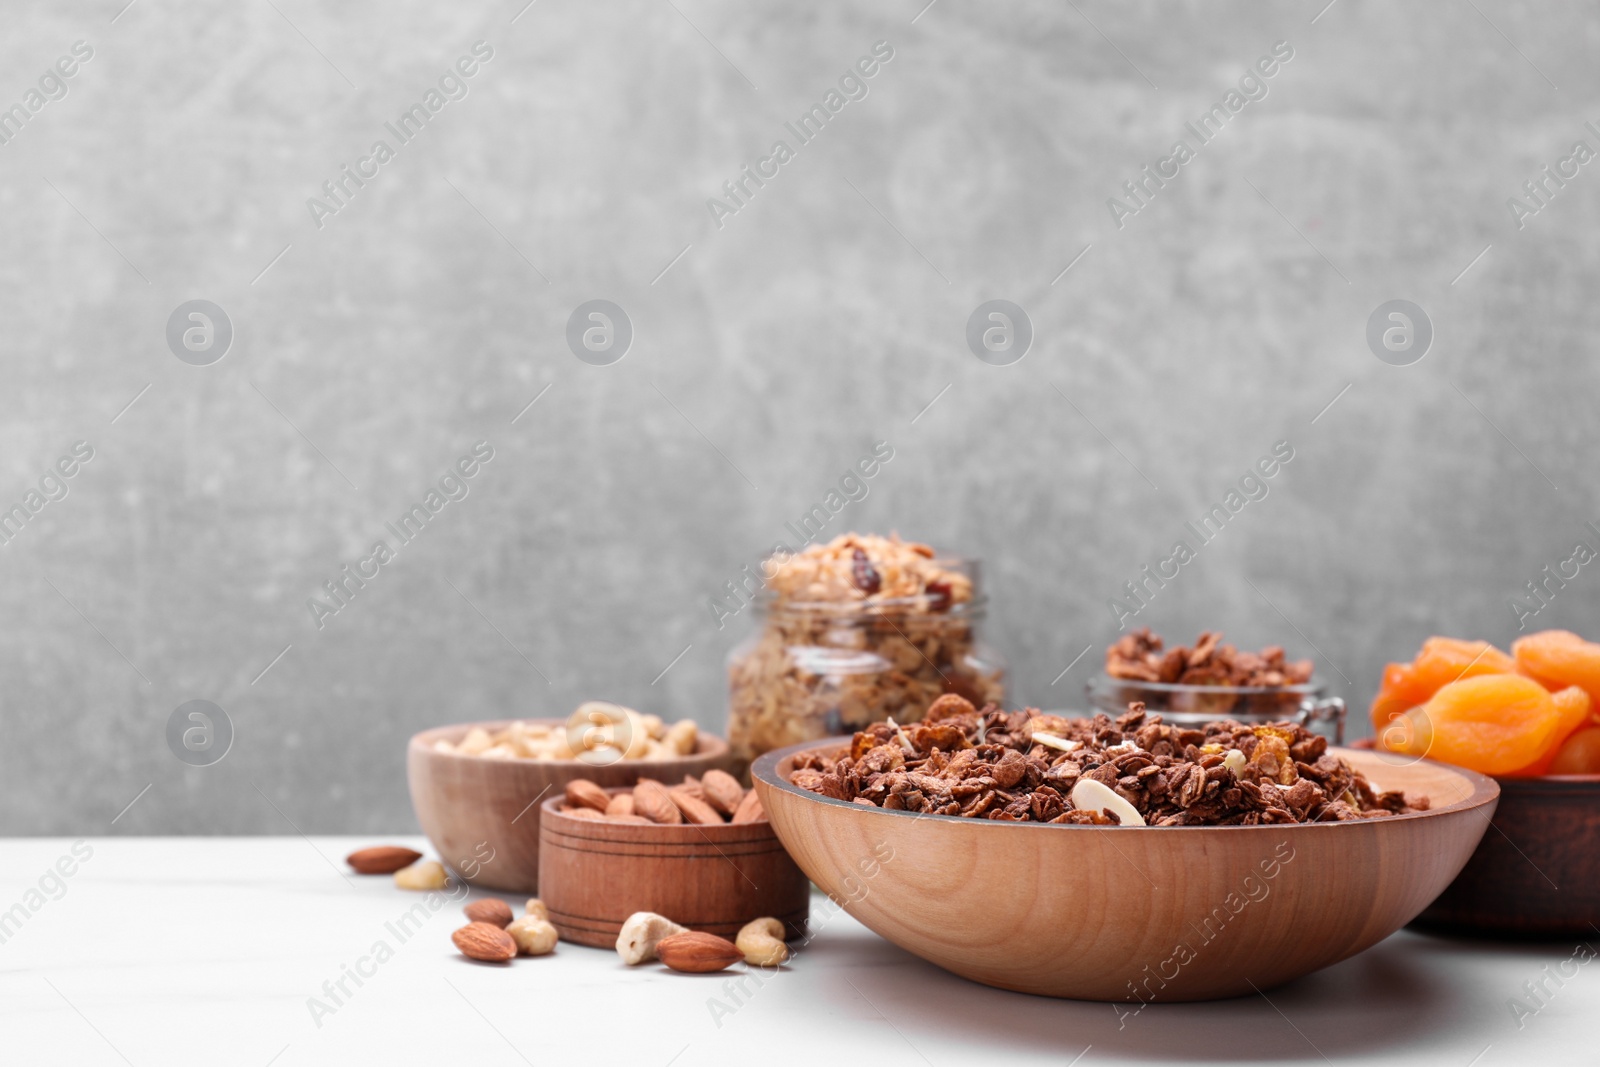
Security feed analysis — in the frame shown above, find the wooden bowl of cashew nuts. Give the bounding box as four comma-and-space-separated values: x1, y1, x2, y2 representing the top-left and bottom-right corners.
407, 705, 734, 893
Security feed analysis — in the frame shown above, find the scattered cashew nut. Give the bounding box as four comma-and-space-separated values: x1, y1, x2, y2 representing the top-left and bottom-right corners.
664, 719, 698, 756
524, 898, 549, 923
505, 915, 559, 956
735, 917, 789, 967
615, 911, 688, 965
393, 859, 449, 891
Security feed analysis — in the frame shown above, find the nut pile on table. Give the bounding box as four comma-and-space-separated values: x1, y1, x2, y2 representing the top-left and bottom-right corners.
790, 694, 1426, 826
616, 912, 788, 972
452, 898, 560, 961
345, 846, 455, 891
447, 898, 789, 973
347, 848, 792, 972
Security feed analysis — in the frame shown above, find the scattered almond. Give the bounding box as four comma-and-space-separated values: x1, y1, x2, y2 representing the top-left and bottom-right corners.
701, 770, 745, 816
453, 922, 517, 962
394, 859, 450, 891
346, 846, 423, 874
731, 790, 766, 824
633, 780, 681, 824
464, 899, 514, 927
564, 779, 610, 812
657, 931, 744, 973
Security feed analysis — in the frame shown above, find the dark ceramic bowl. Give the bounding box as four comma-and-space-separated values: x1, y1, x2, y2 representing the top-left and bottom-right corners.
1414, 773, 1600, 937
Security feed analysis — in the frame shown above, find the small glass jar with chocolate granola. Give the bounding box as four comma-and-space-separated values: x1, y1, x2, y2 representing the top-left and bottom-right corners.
1088, 629, 1347, 742
726, 534, 1006, 774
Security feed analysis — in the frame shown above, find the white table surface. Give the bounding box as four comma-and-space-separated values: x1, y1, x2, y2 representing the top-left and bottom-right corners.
0, 837, 1590, 1066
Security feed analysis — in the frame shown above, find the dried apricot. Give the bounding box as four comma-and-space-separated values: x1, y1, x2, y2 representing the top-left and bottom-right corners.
1547, 726, 1600, 775
1549, 685, 1591, 739
1395, 674, 1560, 776
1370, 638, 1516, 731
1502, 686, 1592, 777
1512, 630, 1600, 705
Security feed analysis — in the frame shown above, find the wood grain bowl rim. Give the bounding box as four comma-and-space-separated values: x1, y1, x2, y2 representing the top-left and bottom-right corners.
752, 737, 1500, 832
407, 718, 729, 766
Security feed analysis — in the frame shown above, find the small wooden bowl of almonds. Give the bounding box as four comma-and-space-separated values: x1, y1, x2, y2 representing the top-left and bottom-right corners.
537, 774, 810, 948
407, 703, 732, 893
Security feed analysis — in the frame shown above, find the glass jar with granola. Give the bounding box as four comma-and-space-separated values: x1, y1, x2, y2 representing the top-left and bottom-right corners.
1087, 629, 1347, 742
726, 533, 1006, 773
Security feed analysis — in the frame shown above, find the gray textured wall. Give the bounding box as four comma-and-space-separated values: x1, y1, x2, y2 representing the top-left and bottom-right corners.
4, 0, 1596, 834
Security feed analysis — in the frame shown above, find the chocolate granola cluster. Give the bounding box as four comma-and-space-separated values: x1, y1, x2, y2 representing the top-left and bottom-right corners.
1107, 629, 1314, 688
789, 696, 1423, 826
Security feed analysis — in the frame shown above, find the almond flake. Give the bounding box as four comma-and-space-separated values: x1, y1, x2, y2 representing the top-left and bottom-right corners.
887, 717, 915, 754
1030, 731, 1081, 753
1070, 778, 1146, 827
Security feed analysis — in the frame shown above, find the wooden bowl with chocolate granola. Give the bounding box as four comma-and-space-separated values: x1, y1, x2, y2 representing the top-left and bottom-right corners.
751, 696, 1499, 1002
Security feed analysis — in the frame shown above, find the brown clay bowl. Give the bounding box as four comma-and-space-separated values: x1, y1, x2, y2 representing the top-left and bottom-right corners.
407, 719, 731, 893
1415, 772, 1600, 937
753, 740, 1498, 1002
537, 790, 809, 948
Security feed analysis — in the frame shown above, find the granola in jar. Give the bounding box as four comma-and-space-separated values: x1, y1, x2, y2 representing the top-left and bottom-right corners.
726, 533, 1005, 774
1105, 629, 1314, 688
1089, 629, 1346, 741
